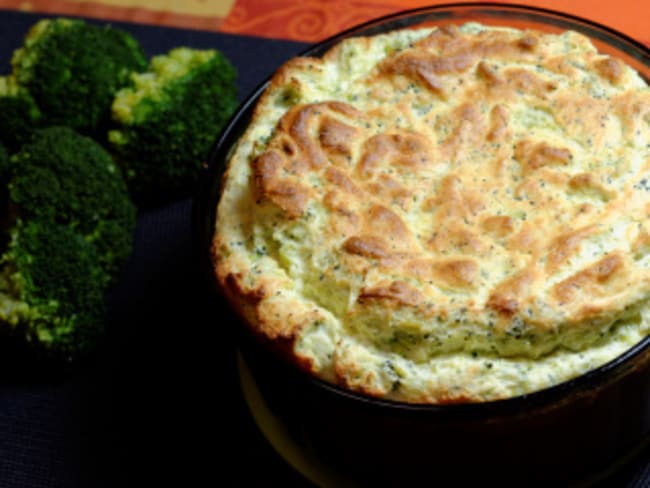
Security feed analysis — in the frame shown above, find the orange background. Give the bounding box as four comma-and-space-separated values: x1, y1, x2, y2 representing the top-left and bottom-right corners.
0, 0, 647, 46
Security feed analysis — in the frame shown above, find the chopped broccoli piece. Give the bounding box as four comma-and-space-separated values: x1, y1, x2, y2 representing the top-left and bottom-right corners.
11, 18, 146, 135
9, 127, 136, 280
0, 219, 106, 359
0, 76, 41, 153
109, 47, 238, 205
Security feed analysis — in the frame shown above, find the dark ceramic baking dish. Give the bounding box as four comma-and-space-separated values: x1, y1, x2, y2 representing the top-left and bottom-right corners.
194, 4, 650, 485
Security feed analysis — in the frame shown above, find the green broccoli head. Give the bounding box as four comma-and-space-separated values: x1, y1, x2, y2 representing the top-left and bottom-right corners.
109, 47, 238, 205
9, 126, 136, 280
11, 18, 146, 135
0, 219, 107, 359
0, 76, 41, 153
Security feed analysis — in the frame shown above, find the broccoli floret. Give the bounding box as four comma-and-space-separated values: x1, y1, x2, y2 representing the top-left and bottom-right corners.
109, 47, 238, 205
0, 122, 135, 362
0, 77, 41, 153
11, 18, 146, 135
9, 127, 136, 280
0, 219, 106, 359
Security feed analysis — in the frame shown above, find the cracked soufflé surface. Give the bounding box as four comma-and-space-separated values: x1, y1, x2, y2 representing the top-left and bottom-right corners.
214, 23, 650, 403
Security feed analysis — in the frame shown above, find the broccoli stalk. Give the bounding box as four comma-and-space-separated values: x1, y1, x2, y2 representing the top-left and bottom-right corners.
109, 47, 238, 205
11, 18, 147, 136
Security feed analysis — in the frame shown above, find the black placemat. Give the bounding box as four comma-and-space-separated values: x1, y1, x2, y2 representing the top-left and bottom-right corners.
0, 8, 649, 487
0, 9, 310, 487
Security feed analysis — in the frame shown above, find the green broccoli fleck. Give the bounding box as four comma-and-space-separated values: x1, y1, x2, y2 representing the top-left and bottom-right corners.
11, 18, 146, 135
0, 219, 107, 359
109, 47, 238, 205
0, 76, 41, 153
9, 126, 136, 280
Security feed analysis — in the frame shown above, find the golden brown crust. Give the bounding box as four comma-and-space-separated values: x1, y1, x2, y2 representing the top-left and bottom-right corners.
595, 57, 624, 84
358, 280, 424, 308
487, 270, 538, 318
553, 253, 624, 305
514, 140, 571, 174
407, 258, 479, 290
343, 235, 390, 260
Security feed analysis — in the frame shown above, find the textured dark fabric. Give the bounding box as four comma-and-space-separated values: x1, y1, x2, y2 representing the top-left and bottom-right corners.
0, 9, 309, 487
0, 8, 649, 488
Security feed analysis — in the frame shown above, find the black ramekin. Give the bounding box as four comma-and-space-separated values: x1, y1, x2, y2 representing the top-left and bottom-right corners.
194, 4, 650, 485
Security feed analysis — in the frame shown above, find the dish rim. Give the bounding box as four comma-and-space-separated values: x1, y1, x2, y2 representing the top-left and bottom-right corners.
194, 2, 650, 415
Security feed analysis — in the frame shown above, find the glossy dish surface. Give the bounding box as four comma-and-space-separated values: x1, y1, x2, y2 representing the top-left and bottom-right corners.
197, 3, 648, 403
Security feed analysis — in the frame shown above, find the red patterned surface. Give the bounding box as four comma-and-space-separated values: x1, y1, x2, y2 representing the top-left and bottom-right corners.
0, 0, 646, 46
220, 0, 650, 46
220, 0, 399, 41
